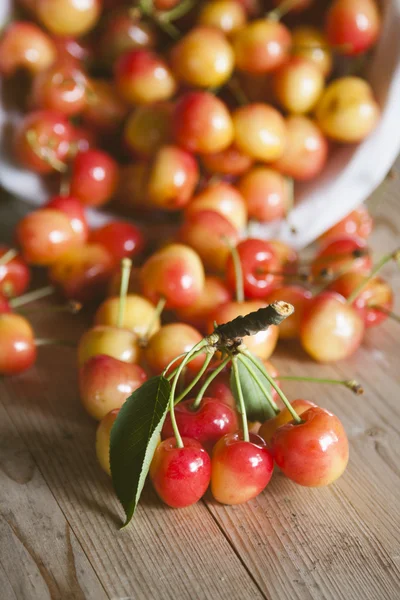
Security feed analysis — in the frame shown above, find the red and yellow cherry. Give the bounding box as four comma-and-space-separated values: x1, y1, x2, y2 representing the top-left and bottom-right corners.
259, 399, 316, 446
232, 103, 287, 162
211, 432, 274, 504
226, 239, 282, 299
202, 145, 253, 176
79, 354, 147, 420
82, 79, 128, 134
140, 244, 205, 310
36, 0, 101, 36
315, 77, 380, 143
78, 325, 141, 367
49, 244, 114, 302
300, 291, 365, 362
265, 285, 313, 339
147, 146, 199, 211
325, 0, 380, 56
210, 301, 279, 360
179, 210, 239, 273
162, 398, 239, 454
198, 0, 247, 35
0, 313, 37, 375
171, 26, 234, 88
145, 323, 206, 374
52, 34, 92, 63
16, 208, 79, 266
115, 49, 176, 105
273, 57, 324, 115
0, 247, 30, 298
89, 222, 144, 264
45, 195, 89, 245
318, 206, 373, 245
175, 276, 232, 333
271, 406, 349, 486
30, 60, 89, 116
14, 110, 73, 174
185, 183, 247, 231
311, 235, 372, 278
173, 92, 234, 155
238, 167, 290, 222
150, 437, 211, 508
291, 26, 333, 77
124, 103, 172, 159
232, 19, 291, 74
272, 116, 328, 181
96, 408, 119, 475
95, 294, 161, 338
0, 21, 57, 76
69, 150, 119, 207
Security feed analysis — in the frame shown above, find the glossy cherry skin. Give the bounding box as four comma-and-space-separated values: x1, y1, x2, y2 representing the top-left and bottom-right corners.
89, 222, 144, 265
175, 276, 232, 333
99, 9, 157, 66
211, 432, 274, 504
300, 291, 365, 363
273, 56, 324, 116
0, 21, 57, 76
69, 150, 119, 207
0, 314, 37, 375
318, 206, 373, 245
0, 295, 11, 314
237, 167, 290, 222
70, 125, 97, 154
31, 60, 89, 116
36, 0, 101, 37
232, 19, 291, 74
325, 0, 381, 56
150, 437, 211, 508
77, 326, 141, 367
79, 354, 147, 420
185, 183, 247, 231
265, 285, 313, 340
0, 247, 30, 298
45, 195, 88, 244
124, 103, 172, 159
52, 35, 92, 63
291, 26, 333, 78
96, 409, 120, 475
162, 398, 239, 454
226, 239, 282, 299
202, 145, 253, 176
232, 103, 287, 163
259, 399, 317, 446
145, 323, 206, 374
198, 0, 247, 35
140, 244, 205, 310
14, 110, 73, 174
271, 406, 349, 487
311, 236, 372, 278
95, 294, 161, 339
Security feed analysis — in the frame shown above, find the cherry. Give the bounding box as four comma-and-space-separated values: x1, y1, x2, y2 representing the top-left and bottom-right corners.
0, 295, 11, 314
36, 0, 101, 37
69, 150, 119, 207
259, 399, 316, 446
124, 103, 172, 159
265, 285, 313, 339
272, 116, 328, 181
170, 26, 234, 88
79, 354, 147, 420
175, 276, 232, 333
173, 92, 234, 155
96, 409, 120, 475
273, 57, 324, 115
232, 19, 291, 74
70, 125, 97, 154
315, 77, 380, 143
49, 244, 114, 302
14, 110, 73, 174
145, 323, 206, 374
162, 398, 239, 454
0, 248, 30, 298
232, 103, 287, 163
198, 0, 247, 35
82, 79, 128, 134
45, 195, 89, 245
77, 325, 141, 367
238, 167, 291, 222
325, 0, 381, 56
202, 145, 253, 176
0, 313, 37, 375
211, 432, 274, 504
226, 239, 282, 299
52, 35, 92, 63
318, 206, 373, 244
185, 183, 247, 231
311, 235, 372, 278
95, 294, 161, 339
150, 437, 211, 508
147, 146, 199, 211
300, 291, 365, 362
268, 240, 299, 273
0, 22, 57, 76
89, 222, 144, 265
291, 26, 333, 78
271, 406, 349, 486
115, 49, 177, 105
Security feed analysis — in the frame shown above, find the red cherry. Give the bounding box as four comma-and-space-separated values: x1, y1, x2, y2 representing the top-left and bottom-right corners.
202, 145, 253, 176
30, 60, 89, 116
312, 236, 372, 278
0, 247, 30, 298
70, 125, 97, 153
150, 437, 211, 508
162, 398, 239, 454
89, 222, 144, 264
325, 0, 381, 56
259, 399, 317, 446
318, 206, 373, 244
0, 314, 37, 375
175, 276, 232, 333
211, 432, 274, 504
271, 406, 349, 486
45, 195, 88, 244
69, 150, 119, 207
0, 21, 57, 76
232, 19, 292, 74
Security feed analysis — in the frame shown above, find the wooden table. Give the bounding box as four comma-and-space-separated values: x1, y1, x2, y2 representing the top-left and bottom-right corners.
1, 172, 400, 600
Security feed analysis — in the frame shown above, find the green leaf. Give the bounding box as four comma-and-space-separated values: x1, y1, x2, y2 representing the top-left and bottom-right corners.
110, 375, 171, 527
230, 354, 276, 422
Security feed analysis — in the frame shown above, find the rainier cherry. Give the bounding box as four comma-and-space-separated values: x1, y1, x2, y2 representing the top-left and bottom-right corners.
271, 406, 349, 486
69, 150, 119, 207
291, 26, 333, 77
232, 19, 291, 74
89, 222, 144, 264
31, 61, 90, 117
83, 80, 128, 134
95, 294, 161, 339
259, 399, 316, 446
175, 276, 232, 333
185, 183, 247, 231
77, 326, 141, 367
311, 235, 372, 278
319, 206, 373, 244
36, 0, 101, 37
45, 195, 89, 245
0, 22, 56, 76
325, 0, 381, 56
0, 248, 30, 298
232, 103, 287, 163
145, 323, 206, 374
0, 314, 37, 375
238, 167, 291, 222
202, 145, 253, 176
96, 409, 120, 475
198, 0, 247, 35
273, 57, 324, 115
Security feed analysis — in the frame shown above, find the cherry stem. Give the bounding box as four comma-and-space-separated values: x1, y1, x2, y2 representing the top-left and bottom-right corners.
139, 0, 180, 39
224, 237, 244, 303
10, 285, 55, 308
267, 0, 303, 21
232, 356, 249, 442
163, 352, 189, 380
142, 296, 166, 343
227, 77, 249, 107
240, 348, 302, 423
17, 300, 82, 316
35, 338, 76, 348
237, 355, 280, 414
26, 130, 68, 173
0, 249, 17, 266
277, 375, 363, 395
367, 305, 400, 324
192, 355, 231, 410
117, 258, 132, 329
174, 350, 214, 405
158, 0, 197, 21
346, 248, 400, 305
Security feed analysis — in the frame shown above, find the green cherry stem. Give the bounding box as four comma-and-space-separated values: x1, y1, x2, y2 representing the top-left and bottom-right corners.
139, 0, 180, 39
174, 350, 215, 405
35, 338, 76, 348
159, 0, 197, 22
192, 355, 231, 410
17, 300, 82, 316
277, 375, 364, 395
117, 258, 132, 329
26, 130, 68, 173
237, 354, 280, 414
367, 305, 400, 324
267, 0, 303, 21
240, 348, 302, 423
142, 296, 166, 344
0, 248, 18, 266
224, 236, 244, 303
232, 356, 249, 442
346, 247, 400, 305
163, 353, 189, 380
10, 285, 56, 308
169, 378, 184, 449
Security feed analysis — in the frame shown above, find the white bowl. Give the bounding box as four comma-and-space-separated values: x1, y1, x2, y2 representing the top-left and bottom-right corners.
1, 0, 400, 248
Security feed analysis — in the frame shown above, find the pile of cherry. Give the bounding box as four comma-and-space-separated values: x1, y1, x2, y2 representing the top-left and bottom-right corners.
1, 0, 399, 515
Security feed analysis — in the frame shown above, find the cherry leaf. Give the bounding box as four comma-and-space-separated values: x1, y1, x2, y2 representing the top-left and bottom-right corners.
110, 375, 171, 527
230, 354, 276, 422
